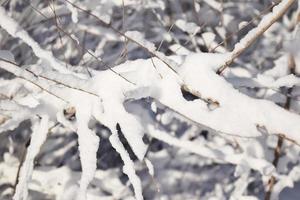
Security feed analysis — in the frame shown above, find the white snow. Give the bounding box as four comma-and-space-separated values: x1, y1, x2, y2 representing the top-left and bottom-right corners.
13, 115, 49, 200
3, 48, 300, 198
175, 19, 201, 35
74, 98, 100, 200
125, 31, 157, 52
0, 7, 83, 77
223, 0, 296, 69
0, 1, 299, 198
109, 131, 143, 200
147, 125, 274, 175
145, 158, 155, 177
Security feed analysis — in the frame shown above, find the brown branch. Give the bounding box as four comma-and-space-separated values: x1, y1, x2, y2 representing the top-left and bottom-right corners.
265, 54, 296, 200
264, 135, 284, 200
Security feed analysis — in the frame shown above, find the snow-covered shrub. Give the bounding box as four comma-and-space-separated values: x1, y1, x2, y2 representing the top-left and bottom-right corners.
0, 0, 300, 199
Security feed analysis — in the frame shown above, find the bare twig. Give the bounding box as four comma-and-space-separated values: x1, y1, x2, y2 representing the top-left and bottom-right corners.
49, 0, 69, 69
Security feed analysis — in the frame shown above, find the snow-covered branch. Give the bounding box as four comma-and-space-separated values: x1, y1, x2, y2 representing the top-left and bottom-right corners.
217, 0, 296, 73
1, 0, 300, 199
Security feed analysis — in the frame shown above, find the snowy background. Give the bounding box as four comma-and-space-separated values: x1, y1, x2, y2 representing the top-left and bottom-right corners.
0, 0, 300, 199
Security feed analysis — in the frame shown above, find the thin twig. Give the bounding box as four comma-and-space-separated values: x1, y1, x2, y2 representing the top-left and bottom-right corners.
121, 0, 128, 60
264, 134, 284, 200
49, 0, 69, 69
62, 0, 178, 74
30, 3, 135, 85
0, 58, 68, 103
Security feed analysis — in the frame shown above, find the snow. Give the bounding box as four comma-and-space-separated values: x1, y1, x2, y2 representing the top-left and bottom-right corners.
90, 70, 148, 160
1, 0, 300, 199
175, 19, 201, 35
74, 98, 100, 200
2, 47, 300, 198
13, 115, 49, 200
202, 32, 216, 49
81, 51, 300, 151
226, 56, 300, 90
4, 49, 300, 163
169, 44, 190, 55
125, 31, 157, 52
0, 100, 32, 133
145, 158, 154, 177
109, 131, 143, 200
0, 7, 83, 77
202, 0, 222, 12
223, 0, 296, 69
65, 0, 79, 23
175, 53, 300, 142
147, 125, 274, 175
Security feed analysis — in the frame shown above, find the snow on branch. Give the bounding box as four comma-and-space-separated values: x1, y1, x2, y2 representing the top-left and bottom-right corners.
2, 49, 300, 198
217, 0, 296, 73
106, 53, 300, 144
75, 104, 100, 200
147, 125, 274, 175
2, 50, 300, 161
13, 115, 49, 200
109, 131, 143, 200
1, 0, 300, 199
0, 7, 82, 77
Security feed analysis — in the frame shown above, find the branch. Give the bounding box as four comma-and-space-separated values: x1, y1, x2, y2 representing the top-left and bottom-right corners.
0, 7, 76, 76
265, 54, 296, 200
217, 0, 296, 74
29, 4, 134, 85
62, 0, 179, 74
0, 58, 68, 103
